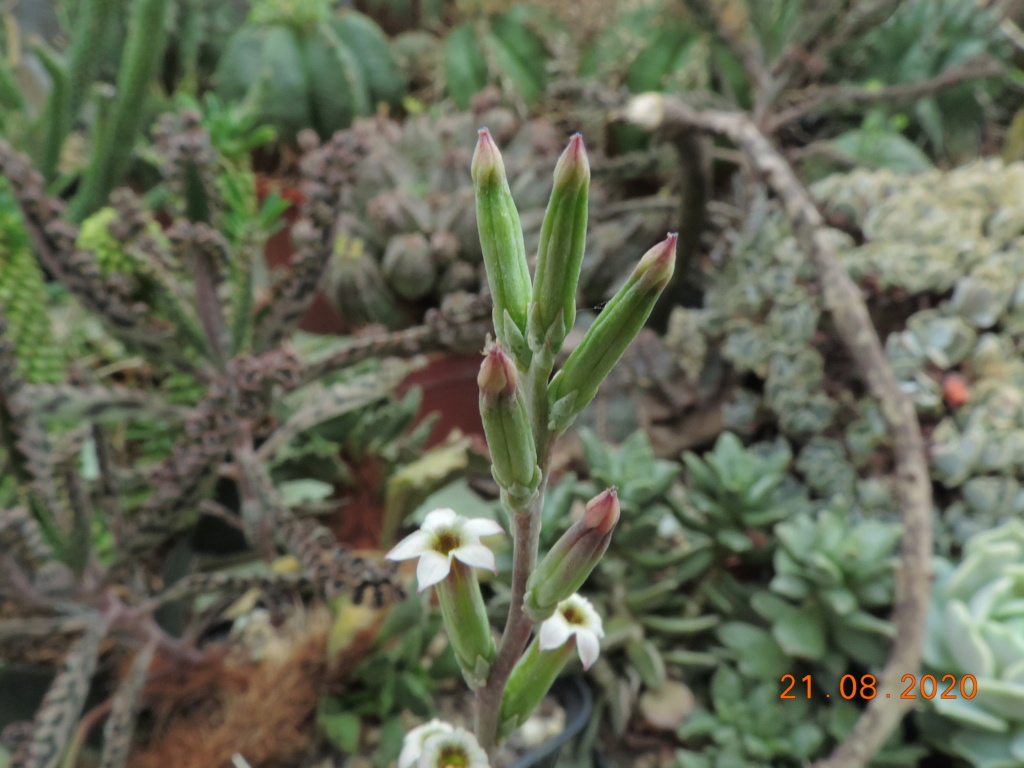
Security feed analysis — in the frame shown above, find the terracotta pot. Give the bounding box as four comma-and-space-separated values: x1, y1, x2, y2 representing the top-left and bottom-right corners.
256, 173, 350, 336
397, 352, 485, 449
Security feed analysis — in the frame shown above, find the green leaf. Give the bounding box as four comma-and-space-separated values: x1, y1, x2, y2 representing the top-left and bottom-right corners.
716, 622, 790, 678
829, 128, 933, 174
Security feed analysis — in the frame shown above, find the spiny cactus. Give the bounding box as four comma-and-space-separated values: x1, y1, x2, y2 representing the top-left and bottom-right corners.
214, 0, 404, 143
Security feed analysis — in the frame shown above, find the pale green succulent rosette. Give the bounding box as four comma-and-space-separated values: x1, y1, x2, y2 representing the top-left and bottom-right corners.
472, 128, 532, 364
918, 520, 1024, 768
547, 233, 677, 433
529, 133, 590, 353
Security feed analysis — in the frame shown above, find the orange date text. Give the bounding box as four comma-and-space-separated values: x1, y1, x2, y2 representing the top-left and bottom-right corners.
780, 674, 977, 700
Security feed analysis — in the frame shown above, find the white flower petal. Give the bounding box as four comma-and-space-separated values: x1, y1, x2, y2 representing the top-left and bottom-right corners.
399, 720, 453, 768
419, 727, 489, 768
416, 551, 453, 592
538, 612, 573, 651
386, 530, 432, 562
575, 628, 601, 670
422, 508, 459, 532
461, 517, 504, 538
453, 543, 497, 572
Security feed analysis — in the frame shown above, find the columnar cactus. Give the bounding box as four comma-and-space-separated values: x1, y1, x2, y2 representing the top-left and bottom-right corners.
214, 0, 403, 142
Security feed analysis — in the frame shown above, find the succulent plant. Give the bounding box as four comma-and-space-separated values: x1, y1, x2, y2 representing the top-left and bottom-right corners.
680, 432, 809, 555
0, 105, 500, 766
214, 0, 403, 142
441, 6, 555, 110
670, 159, 1024, 552
918, 521, 1024, 768
321, 105, 563, 329
753, 501, 899, 668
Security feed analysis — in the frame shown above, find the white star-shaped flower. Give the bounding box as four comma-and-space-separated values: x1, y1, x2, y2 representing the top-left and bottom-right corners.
418, 726, 490, 768
398, 720, 453, 768
386, 508, 504, 592
538, 593, 605, 670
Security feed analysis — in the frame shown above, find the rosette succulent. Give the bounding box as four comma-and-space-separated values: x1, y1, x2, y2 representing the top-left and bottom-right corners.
918, 521, 1024, 768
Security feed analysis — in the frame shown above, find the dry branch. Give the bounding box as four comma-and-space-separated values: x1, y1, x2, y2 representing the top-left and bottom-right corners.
623, 93, 933, 768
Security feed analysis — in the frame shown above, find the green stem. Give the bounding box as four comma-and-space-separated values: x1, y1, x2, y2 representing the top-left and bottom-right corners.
474, 345, 555, 755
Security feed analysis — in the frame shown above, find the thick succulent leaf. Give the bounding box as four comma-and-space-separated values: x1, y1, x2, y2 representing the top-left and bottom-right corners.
945, 600, 996, 679
13, 384, 187, 425
256, 361, 413, 461
15, 615, 108, 768
98, 642, 155, 768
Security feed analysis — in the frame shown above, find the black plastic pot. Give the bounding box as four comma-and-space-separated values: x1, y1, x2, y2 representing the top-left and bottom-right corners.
508, 676, 595, 768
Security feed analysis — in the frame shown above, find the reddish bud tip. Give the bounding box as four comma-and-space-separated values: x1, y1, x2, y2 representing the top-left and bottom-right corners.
583, 487, 620, 534
635, 232, 677, 289
472, 127, 505, 185
478, 344, 518, 398
553, 133, 590, 187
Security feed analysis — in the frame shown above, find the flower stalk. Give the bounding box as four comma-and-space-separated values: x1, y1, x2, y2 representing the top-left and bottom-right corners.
400, 130, 676, 758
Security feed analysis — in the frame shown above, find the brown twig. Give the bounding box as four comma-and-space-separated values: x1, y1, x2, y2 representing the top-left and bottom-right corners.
768, 56, 1005, 133
623, 93, 932, 768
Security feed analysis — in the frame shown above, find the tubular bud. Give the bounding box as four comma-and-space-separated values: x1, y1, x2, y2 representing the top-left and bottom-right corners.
472, 128, 532, 354
498, 636, 575, 738
547, 234, 677, 432
523, 488, 620, 621
478, 344, 540, 509
530, 133, 590, 353
436, 560, 495, 689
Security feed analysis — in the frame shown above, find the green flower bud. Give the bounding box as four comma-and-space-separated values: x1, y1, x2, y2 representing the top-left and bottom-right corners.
472, 128, 532, 356
478, 344, 541, 509
523, 488, 620, 621
547, 234, 677, 433
437, 560, 496, 689
529, 133, 590, 353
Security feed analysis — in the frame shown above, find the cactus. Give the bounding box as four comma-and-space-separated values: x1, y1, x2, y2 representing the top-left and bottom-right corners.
319, 105, 673, 331
214, 0, 403, 143
319, 106, 559, 328
441, 6, 555, 110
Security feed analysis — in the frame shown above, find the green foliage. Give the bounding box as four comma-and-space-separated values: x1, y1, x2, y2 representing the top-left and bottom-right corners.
681, 433, 807, 553
318, 596, 455, 766
830, 0, 1010, 162
214, 3, 403, 142
322, 107, 558, 327
499, 422, 913, 765
0, 183, 63, 384
441, 6, 555, 109
0, 107, 430, 767
918, 522, 1024, 768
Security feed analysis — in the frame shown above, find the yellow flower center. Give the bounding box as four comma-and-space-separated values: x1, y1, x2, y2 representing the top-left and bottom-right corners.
562, 604, 585, 625
437, 745, 470, 767
434, 529, 461, 556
